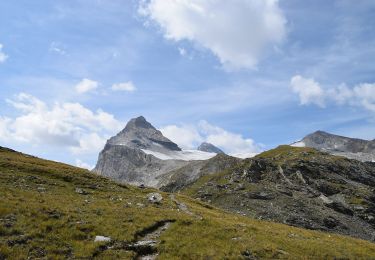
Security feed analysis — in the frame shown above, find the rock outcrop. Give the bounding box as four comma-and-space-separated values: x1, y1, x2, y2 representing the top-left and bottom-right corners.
197, 142, 224, 154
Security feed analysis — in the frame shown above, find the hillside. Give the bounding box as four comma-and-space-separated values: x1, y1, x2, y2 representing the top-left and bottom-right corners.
182, 145, 375, 242
160, 153, 242, 192
2, 146, 375, 259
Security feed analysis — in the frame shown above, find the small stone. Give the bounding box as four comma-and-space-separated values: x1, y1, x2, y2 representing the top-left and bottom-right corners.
37, 187, 46, 192
276, 249, 289, 255
241, 249, 256, 259
319, 194, 333, 204
353, 205, 365, 211
94, 236, 111, 242
75, 188, 89, 195
147, 193, 163, 204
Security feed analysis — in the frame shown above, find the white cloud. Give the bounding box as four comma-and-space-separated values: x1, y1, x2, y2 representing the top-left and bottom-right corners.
111, 81, 136, 92
71, 133, 107, 155
160, 120, 261, 156
75, 78, 99, 94
0, 117, 11, 139
160, 124, 203, 149
49, 42, 67, 55
1, 93, 122, 155
178, 47, 187, 56
139, 0, 287, 70
353, 83, 375, 112
328, 84, 353, 105
290, 75, 325, 107
75, 159, 94, 170
198, 121, 260, 155
0, 44, 8, 63
291, 75, 375, 114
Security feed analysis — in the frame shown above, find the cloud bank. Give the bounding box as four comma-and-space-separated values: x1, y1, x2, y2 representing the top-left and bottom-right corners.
139, 0, 286, 69
112, 81, 136, 92
1, 93, 122, 155
160, 120, 261, 158
290, 75, 375, 113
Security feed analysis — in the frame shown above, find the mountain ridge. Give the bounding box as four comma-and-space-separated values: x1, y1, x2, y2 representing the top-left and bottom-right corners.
293, 130, 375, 162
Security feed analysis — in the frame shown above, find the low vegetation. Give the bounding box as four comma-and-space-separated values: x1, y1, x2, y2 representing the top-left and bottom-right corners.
1, 146, 375, 259
181, 145, 375, 242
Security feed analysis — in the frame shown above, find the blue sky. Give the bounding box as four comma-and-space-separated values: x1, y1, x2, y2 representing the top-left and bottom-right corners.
0, 0, 374, 168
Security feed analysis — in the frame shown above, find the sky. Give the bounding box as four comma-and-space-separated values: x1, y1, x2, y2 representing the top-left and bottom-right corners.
0, 0, 374, 169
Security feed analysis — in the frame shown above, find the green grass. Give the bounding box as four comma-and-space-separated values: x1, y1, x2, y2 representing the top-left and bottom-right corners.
1, 147, 375, 259
255, 145, 346, 164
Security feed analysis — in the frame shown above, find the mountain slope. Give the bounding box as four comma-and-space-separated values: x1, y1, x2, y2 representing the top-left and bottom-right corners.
181, 145, 375, 242
93, 143, 190, 187
293, 130, 375, 162
160, 154, 242, 192
2, 146, 375, 259
94, 116, 224, 188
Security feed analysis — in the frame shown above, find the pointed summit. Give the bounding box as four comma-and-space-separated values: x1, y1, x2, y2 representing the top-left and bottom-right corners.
125, 116, 154, 130
197, 142, 224, 154
108, 116, 181, 152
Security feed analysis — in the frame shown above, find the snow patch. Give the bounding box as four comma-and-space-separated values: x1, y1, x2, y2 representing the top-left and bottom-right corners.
142, 149, 258, 161
291, 141, 306, 147
229, 152, 258, 159
142, 149, 216, 161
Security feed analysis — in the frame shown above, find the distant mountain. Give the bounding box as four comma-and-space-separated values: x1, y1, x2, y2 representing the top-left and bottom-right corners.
292, 131, 375, 162
94, 116, 234, 187
197, 142, 224, 154
108, 116, 181, 153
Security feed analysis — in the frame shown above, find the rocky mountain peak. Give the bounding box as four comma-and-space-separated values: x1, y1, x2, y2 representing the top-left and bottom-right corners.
197, 142, 224, 154
300, 130, 375, 162
107, 116, 181, 152
124, 116, 154, 130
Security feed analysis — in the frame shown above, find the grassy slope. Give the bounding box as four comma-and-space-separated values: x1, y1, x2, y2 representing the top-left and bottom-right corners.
1, 147, 375, 259
182, 145, 348, 198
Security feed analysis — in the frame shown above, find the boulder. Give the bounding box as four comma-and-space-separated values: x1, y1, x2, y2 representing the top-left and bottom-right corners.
147, 193, 163, 204
94, 236, 111, 242
246, 191, 275, 200
75, 187, 89, 195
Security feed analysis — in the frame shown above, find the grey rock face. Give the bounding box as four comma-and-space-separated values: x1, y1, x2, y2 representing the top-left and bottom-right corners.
94, 143, 188, 187
197, 142, 224, 154
301, 131, 375, 162
108, 116, 181, 153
